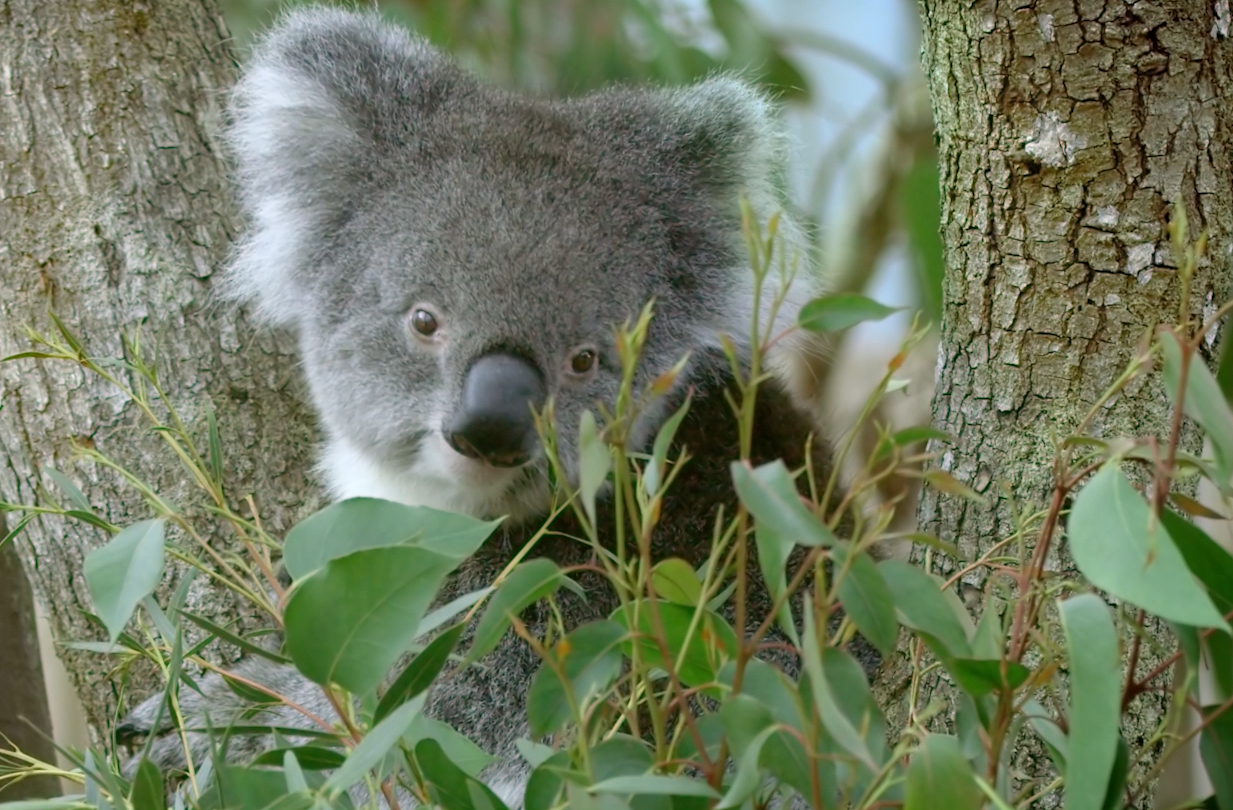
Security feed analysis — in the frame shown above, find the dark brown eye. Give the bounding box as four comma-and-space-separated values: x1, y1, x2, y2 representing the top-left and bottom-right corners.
570, 348, 596, 375
410, 308, 438, 337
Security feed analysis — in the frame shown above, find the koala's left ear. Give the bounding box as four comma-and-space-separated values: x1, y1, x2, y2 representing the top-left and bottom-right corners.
223, 8, 472, 324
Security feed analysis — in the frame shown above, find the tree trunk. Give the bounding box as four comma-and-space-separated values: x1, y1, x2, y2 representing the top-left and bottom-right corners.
0, 0, 322, 734
906, 0, 1233, 803
0, 519, 57, 800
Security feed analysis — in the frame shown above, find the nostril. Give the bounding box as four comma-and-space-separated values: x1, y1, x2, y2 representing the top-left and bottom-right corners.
445, 425, 532, 468
446, 431, 484, 460
444, 412, 537, 468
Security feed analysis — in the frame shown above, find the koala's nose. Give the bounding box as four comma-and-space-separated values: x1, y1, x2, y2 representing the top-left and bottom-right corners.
445, 353, 546, 468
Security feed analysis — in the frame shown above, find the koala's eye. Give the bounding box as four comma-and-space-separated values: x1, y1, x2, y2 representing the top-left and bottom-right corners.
410, 308, 439, 337
569, 348, 597, 375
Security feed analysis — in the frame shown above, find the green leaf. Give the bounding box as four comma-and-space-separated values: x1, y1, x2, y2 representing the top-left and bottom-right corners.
719, 658, 806, 732
323, 694, 425, 794
643, 395, 691, 497
198, 765, 294, 810
945, 658, 1031, 697
84, 519, 166, 644
833, 544, 898, 657
0, 803, 91, 810
206, 403, 224, 492
715, 725, 778, 809
282, 497, 501, 580
0, 512, 36, 551
611, 601, 738, 689
416, 738, 511, 810
732, 460, 835, 548
589, 737, 660, 804
524, 750, 577, 810
467, 558, 563, 663
373, 623, 466, 724
1202, 704, 1233, 810
46, 469, 92, 513
402, 716, 497, 779
251, 747, 346, 770
1059, 594, 1122, 810
589, 776, 718, 799
1069, 465, 1229, 631
527, 621, 625, 737
815, 646, 889, 768
283, 750, 308, 793
285, 546, 457, 694
798, 294, 900, 333
579, 410, 612, 526
1024, 700, 1068, 772
177, 610, 291, 665
651, 559, 702, 606
874, 426, 952, 460
128, 759, 163, 810
415, 586, 492, 637
904, 734, 982, 810
801, 609, 876, 770
878, 559, 971, 657
1162, 510, 1233, 614
515, 738, 556, 769
1162, 329, 1233, 482
1102, 737, 1131, 810
922, 470, 986, 504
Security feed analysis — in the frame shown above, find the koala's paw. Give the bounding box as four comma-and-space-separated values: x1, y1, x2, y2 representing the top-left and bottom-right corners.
115, 658, 332, 778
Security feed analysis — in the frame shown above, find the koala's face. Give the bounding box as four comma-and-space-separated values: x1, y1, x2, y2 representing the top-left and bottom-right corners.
226, 9, 807, 521
300, 134, 741, 520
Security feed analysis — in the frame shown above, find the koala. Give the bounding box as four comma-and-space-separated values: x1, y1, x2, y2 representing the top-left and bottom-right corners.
118, 6, 842, 807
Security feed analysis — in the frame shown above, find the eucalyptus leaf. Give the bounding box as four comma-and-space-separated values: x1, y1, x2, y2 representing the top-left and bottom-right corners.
527, 621, 625, 736
579, 410, 612, 526
1161, 329, 1233, 482
651, 559, 702, 606
84, 520, 166, 644
904, 734, 981, 810
282, 497, 500, 580
797, 293, 900, 333
374, 623, 466, 724
285, 546, 457, 694
323, 695, 426, 794
1058, 595, 1122, 810
878, 559, 971, 657
1201, 704, 1233, 810
1069, 466, 1229, 631
467, 558, 563, 664
833, 544, 898, 656
732, 460, 835, 548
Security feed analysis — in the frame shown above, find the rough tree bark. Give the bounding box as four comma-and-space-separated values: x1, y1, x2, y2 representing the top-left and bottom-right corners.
903, 0, 1233, 804
0, 0, 321, 734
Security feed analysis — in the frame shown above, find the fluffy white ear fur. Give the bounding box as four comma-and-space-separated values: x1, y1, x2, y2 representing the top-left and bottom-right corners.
223, 47, 361, 324
221, 8, 448, 325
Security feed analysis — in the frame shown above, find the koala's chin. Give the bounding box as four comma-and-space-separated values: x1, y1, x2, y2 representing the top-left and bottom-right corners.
318, 432, 554, 525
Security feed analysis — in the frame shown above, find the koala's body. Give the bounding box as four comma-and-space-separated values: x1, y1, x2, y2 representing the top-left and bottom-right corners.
120, 7, 838, 806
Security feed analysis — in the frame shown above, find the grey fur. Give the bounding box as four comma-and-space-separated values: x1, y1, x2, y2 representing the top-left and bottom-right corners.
120, 7, 829, 808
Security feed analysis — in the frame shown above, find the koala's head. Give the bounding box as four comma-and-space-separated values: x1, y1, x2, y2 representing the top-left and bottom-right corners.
225, 7, 817, 522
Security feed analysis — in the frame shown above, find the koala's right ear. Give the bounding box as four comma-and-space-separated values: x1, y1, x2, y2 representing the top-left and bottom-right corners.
224, 8, 469, 324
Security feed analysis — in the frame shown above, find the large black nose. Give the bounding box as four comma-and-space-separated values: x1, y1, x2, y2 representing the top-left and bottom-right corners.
445, 354, 546, 468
